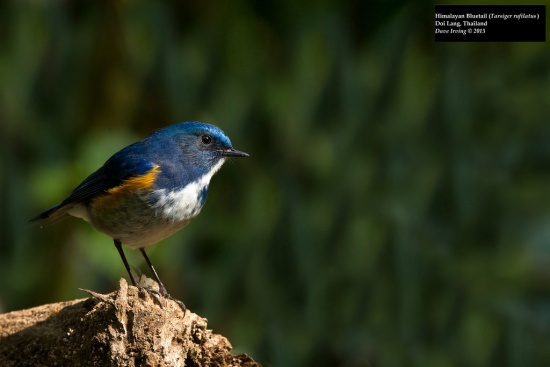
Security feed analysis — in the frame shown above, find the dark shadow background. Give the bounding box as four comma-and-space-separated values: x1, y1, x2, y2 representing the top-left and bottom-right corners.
1, 1, 550, 366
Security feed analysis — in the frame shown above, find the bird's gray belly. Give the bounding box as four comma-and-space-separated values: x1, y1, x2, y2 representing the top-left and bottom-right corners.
83, 189, 202, 248
98, 215, 192, 249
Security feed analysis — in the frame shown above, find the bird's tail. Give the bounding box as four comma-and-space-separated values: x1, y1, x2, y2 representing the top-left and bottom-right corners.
30, 204, 73, 227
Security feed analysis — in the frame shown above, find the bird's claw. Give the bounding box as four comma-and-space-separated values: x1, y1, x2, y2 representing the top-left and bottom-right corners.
137, 284, 187, 316
159, 288, 187, 316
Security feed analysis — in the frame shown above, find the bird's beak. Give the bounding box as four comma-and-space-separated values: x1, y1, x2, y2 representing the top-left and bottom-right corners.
221, 148, 249, 157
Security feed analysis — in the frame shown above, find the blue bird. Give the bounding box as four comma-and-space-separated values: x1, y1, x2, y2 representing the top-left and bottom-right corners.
32, 121, 248, 312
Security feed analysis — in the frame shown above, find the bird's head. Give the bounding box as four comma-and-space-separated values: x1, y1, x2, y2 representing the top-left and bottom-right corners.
151, 122, 248, 180
171, 121, 248, 159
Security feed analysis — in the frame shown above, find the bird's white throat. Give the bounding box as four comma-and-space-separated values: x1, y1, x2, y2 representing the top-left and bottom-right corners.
152, 159, 225, 222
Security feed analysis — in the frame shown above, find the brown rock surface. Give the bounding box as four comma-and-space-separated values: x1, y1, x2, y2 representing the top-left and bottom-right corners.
0, 279, 259, 367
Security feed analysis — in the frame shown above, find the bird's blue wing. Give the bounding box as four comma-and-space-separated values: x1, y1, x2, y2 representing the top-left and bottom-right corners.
31, 143, 157, 225
64, 153, 156, 206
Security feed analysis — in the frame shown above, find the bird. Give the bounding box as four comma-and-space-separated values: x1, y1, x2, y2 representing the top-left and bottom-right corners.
31, 121, 249, 313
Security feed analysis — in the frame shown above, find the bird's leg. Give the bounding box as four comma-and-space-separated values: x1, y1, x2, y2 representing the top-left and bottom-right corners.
114, 239, 140, 287
138, 248, 168, 295
113, 239, 164, 308
139, 248, 187, 314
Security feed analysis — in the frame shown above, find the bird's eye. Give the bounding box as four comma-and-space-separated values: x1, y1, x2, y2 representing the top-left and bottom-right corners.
201, 135, 212, 145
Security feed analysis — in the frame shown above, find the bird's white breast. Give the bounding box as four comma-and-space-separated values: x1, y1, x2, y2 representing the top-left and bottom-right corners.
152, 159, 225, 222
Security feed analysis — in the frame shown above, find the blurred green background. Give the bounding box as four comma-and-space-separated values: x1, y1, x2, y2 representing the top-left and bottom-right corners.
1, 1, 550, 366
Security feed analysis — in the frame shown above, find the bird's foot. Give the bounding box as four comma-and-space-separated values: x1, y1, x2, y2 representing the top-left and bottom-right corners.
136, 285, 164, 308
157, 285, 187, 315
135, 279, 187, 316
162, 292, 187, 315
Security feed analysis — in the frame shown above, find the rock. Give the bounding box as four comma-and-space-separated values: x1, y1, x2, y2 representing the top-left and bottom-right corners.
0, 279, 259, 367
